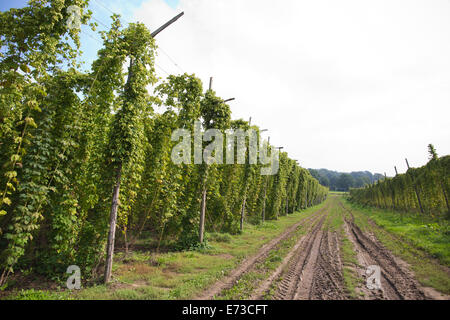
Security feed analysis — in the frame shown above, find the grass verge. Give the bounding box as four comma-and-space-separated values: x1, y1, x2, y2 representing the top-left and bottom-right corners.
342, 197, 450, 294
325, 196, 361, 299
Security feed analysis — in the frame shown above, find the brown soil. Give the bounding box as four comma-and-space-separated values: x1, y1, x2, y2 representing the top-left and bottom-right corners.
195, 204, 328, 300
250, 210, 327, 299
342, 205, 449, 300
197, 198, 448, 300
261, 211, 346, 300
273, 215, 326, 300
344, 217, 425, 299
309, 231, 346, 299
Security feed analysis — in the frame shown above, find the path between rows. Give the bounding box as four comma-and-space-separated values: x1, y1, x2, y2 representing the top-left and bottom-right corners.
196, 198, 449, 300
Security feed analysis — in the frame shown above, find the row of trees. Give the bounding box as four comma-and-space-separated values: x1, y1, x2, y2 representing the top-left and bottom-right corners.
349, 145, 449, 218
309, 168, 384, 191
0, 1, 327, 285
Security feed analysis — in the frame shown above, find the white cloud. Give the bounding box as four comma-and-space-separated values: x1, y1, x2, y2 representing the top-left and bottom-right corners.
132, 0, 450, 174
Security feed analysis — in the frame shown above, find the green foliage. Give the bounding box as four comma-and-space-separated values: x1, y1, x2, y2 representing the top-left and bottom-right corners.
0, 1, 328, 287
209, 232, 232, 243
6, 288, 68, 300
428, 144, 438, 161
309, 168, 383, 191
348, 201, 450, 265
349, 152, 449, 218
176, 230, 211, 252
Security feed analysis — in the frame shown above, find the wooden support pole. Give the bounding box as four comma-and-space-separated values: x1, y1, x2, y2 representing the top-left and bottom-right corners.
240, 197, 246, 231
240, 123, 250, 232
262, 175, 268, 223
104, 11, 183, 283
105, 56, 136, 283
104, 163, 122, 283
261, 137, 270, 223
405, 158, 424, 214
199, 178, 207, 243
209, 77, 213, 91
275, 147, 283, 219
285, 191, 288, 215
199, 77, 213, 243
441, 181, 450, 215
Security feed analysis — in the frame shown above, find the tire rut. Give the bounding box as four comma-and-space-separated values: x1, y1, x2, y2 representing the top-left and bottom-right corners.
342, 205, 425, 300
271, 214, 327, 300
196, 205, 328, 300
309, 231, 346, 299
250, 210, 327, 299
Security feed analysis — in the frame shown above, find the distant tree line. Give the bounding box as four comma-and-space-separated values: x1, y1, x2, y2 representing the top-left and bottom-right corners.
308, 168, 384, 191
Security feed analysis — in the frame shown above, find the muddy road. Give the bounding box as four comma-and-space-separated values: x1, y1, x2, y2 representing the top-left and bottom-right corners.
197, 195, 449, 300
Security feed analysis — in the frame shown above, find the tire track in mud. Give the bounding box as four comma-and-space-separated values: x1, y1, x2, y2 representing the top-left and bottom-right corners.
250, 210, 328, 299
254, 204, 347, 300
363, 218, 450, 300
309, 231, 346, 299
199, 198, 443, 300
341, 203, 426, 300
196, 205, 329, 300
290, 218, 325, 300
270, 214, 328, 300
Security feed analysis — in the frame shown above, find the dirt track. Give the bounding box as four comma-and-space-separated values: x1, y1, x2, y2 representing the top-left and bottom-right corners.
196, 204, 328, 299
197, 196, 449, 300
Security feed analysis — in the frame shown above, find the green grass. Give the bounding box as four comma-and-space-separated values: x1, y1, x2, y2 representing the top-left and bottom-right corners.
342, 197, 450, 294
218, 210, 318, 300
345, 200, 450, 266
3, 289, 72, 300
324, 195, 360, 299
329, 191, 349, 195
218, 271, 266, 300
339, 234, 361, 299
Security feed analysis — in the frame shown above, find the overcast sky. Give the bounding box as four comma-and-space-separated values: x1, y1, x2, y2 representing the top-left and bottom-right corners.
3, 0, 449, 175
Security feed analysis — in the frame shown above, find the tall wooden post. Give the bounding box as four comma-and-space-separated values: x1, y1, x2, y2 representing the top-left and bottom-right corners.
199, 177, 207, 243
261, 137, 270, 223
199, 77, 213, 243
104, 163, 122, 283
103, 12, 184, 284
209, 77, 213, 91
239, 116, 252, 232
405, 158, 424, 214
441, 181, 450, 216
394, 166, 398, 176
274, 147, 283, 219
262, 175, 268, 223
105, 56, 135, 283
240, 197, 246, 231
